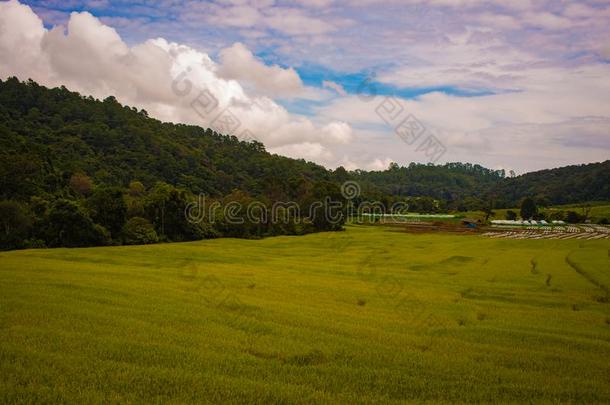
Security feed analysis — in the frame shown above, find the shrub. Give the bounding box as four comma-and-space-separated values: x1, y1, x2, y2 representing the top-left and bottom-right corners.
43, 199, 110, 247
122, 217, 159, 245
0, 200, 31, 249
23, 239, 46, 249
565, 211, 583, 224
549, 210, 565, 221
505, 210, 517, 220
534, 211, 547, 221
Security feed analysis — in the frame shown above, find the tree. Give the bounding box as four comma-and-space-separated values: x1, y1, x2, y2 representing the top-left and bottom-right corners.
333, 166, 350, 183
549, 210, 565, 221
505, 210, 517, 221
87, 187, 127, 237
0, 201, 31, 249
128, 181, 145, 197
69, 173, 93, 196
565, 211, 582, 224
43, 199, 110, 247
121, 217, 158, 245
482, 197, 495, 222
306, 181, 346, 231
520, 198, 537, 220
536, 196, 551, 208
462, 196, 484, 212
144, 183, 205, 241
215, 190, 268, 238
580, 204, 592, 221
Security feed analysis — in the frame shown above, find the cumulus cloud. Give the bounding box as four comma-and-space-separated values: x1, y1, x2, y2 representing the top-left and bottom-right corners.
0, 0, 352, 164
0, 0, 46, 78
217, 42, 304, 98
268, 142, 333, 162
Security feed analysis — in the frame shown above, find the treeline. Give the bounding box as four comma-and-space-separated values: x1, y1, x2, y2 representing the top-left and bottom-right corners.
509, 197, 607, 224
0, 176, 347, 250
345, 162, 507, 211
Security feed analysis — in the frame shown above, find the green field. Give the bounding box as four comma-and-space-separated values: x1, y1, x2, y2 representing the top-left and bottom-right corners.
461, 202, 610, 222
1, 225, 609, 403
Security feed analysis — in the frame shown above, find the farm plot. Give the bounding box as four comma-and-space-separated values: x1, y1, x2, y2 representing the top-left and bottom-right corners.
485, 224, 610, 240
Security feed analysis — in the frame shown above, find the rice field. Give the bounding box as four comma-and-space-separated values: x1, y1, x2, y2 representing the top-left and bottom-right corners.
1, 225, 609, 403
461, 202, 610, 223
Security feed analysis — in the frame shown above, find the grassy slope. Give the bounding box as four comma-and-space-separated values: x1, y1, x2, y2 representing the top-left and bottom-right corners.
460, 202, 610, 222
1, 226, 609, 403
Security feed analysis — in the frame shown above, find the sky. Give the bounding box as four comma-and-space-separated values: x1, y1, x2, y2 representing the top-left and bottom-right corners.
0, 0, 609, 173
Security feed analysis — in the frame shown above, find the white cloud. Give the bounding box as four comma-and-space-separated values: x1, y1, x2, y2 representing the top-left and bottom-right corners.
317, 62, 610, 172
476, 12, 520, 30
0, 1, 353, 165
0, 0, 47, 79
523, 12, 573, 30
263, 7, 337, 35
182, 1, 341, 36
268, 142, 333, 161
365, 157, 395, 171
217, 42, 304, 98
322, 80, 347, 96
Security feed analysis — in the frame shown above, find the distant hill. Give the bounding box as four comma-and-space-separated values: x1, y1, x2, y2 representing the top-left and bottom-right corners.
490, 161, 610, 207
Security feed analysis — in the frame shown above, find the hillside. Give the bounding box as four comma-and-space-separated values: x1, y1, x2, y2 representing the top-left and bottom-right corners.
0, 78, 331, 202
0, 78, 512, 203
491, 161, 610, 207
0, 77, 608, 248
3, 78, 608, 205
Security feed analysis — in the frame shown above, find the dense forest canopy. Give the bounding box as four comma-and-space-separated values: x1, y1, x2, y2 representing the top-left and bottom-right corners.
0, 78, 608, 249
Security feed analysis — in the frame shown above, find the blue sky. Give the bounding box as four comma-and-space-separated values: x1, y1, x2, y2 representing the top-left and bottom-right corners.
2, 0, 610, 172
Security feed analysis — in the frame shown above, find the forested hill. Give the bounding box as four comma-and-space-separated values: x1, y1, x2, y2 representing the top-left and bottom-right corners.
0, 78, 330, 202
1, 77, 608, 208
349, 160, 610, 208
490, 161, 610, 207
0, 77, 501, 204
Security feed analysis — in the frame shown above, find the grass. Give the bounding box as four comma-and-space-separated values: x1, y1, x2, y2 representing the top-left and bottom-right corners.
461, 202, 610, 222
1, 225, 609, 403
545, 203, 610, 222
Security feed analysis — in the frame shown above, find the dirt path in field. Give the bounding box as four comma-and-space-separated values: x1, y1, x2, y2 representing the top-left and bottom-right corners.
565, 250, 609, 298
377, 221, 484, 235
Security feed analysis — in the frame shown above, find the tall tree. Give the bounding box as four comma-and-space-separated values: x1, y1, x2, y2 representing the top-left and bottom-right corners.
87, 187, 127, 237
520, 198, 537, 220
